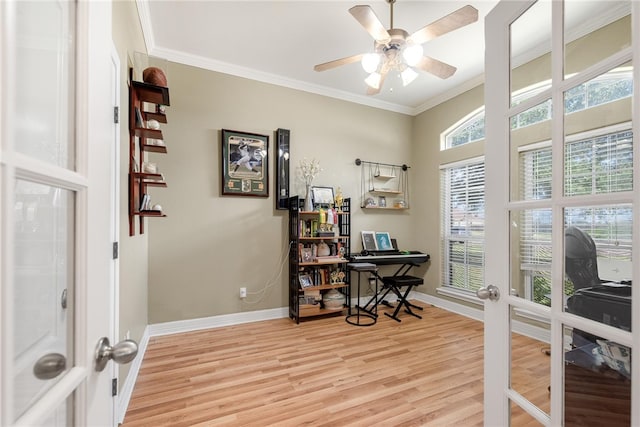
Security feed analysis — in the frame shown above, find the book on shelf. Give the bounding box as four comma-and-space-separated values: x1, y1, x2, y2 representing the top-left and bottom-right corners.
139, 194, 151, 211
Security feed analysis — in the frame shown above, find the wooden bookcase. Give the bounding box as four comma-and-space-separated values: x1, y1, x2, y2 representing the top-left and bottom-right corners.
288, 196, 351, 323
128, 68, 170, 236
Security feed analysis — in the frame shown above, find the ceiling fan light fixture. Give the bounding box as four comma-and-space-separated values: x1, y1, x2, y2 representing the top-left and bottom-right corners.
400, 68, 418, 86
361, 53, 380, 73
402, 44, 423, 67
365, 72, 382, 89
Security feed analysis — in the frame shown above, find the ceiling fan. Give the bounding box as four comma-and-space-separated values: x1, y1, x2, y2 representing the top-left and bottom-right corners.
314, 0, 478, 95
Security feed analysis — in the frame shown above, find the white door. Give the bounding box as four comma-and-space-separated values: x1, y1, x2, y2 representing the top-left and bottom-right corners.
1, 1, 134, 425
484, 0, 638, 425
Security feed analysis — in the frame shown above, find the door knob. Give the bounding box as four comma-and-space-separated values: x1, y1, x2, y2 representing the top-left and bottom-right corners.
94, 337, 138, 372
33, 353, 67, 380
476, 284, 500, 301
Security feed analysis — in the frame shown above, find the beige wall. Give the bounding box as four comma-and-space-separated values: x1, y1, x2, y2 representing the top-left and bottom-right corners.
146, 63, 413, 323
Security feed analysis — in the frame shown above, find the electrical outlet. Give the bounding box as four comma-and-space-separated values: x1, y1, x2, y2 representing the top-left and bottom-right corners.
240, 287, 247, 298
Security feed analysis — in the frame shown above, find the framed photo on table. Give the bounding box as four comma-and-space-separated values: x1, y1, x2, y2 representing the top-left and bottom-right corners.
221, 129, 268, 197
311, 186, 334, 209
361, 231, 377, 252
375, 232, 393, 251
299, 274, 313, 288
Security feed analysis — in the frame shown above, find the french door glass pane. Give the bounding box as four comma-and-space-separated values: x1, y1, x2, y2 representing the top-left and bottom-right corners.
510, 1, 551, 105
564, 1, 631, 79
564, 325, 631, 425
14, 0, 75, 168
564, 205, 632, 331
511, 208, 554, 306
510, 400, 545, 426
510, 306, 550, 420
13, 180, 75, 420
511, 99, 552, 203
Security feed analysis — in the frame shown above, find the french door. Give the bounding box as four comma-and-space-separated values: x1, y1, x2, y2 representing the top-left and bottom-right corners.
1, 1, 120, 425
484, 0, 638, 425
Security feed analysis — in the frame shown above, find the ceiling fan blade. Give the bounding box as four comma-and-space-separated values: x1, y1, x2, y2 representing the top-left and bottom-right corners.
349, 5, 391, 43
409, 5, 478, 45
416, 56, 457, 79
314, 54, 365, 72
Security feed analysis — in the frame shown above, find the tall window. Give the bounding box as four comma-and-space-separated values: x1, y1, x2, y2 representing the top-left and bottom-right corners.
440, 160, 485, 293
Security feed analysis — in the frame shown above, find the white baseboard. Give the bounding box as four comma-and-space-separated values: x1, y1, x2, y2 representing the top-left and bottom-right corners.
117, 291, 550, 421
148, 307, 288, 337
117, 325, 150, 424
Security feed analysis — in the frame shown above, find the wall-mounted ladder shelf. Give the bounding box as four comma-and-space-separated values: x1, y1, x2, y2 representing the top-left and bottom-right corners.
355, 158, 410, 210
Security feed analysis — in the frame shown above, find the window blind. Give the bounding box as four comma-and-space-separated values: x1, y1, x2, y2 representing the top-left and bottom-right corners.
441, 160, 485, 292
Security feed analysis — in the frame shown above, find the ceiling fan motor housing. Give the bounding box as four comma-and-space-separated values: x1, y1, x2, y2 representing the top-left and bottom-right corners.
375, 29, 409, 67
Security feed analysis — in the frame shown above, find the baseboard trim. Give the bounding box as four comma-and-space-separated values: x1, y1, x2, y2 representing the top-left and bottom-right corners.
117, 325, 150, 423
148, 307, 289, 337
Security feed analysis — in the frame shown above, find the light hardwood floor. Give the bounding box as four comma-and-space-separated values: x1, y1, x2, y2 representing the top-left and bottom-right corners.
122, 302, 550, 426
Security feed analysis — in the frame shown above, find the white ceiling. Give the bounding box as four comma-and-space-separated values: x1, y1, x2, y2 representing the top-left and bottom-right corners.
137, 0, 630, 116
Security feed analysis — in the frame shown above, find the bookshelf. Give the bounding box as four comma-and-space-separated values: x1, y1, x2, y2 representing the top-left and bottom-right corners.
288, 196, 351, 323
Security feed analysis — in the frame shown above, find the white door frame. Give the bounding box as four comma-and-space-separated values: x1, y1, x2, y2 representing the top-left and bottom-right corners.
109, 42, 121, 425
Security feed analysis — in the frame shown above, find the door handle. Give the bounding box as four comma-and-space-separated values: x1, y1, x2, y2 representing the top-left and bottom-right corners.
476, 284, 500, 301
94, 337, 139, 372
33, 353, 67, 380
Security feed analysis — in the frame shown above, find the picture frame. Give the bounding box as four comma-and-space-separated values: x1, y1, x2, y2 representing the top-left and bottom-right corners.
378, 195, 386, 208
361, 231, 377, 252
275, 128, 290, 210
311, 186, 334, 209
301, 247, 313, 263
375, 232, 393, 251
221, 129, 268, 197
299, 273, 313, 288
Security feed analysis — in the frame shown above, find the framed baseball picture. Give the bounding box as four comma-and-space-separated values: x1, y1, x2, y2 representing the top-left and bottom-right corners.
221, 129, 269, 197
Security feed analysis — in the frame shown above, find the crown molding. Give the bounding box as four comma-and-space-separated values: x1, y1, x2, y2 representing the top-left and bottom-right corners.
150, 46, 416, 115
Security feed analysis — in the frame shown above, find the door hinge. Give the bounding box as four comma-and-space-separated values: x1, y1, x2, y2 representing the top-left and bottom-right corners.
113, 242, 119, 259
112, 378, 118, 396
114, 106, 119, 124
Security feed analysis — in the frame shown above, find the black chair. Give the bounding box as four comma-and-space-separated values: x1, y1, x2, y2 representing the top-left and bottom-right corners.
564, 226, 632, 341
565, 225, 603, 291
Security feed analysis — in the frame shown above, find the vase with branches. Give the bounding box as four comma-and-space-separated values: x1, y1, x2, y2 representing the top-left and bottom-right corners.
298, 158, 322, 211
